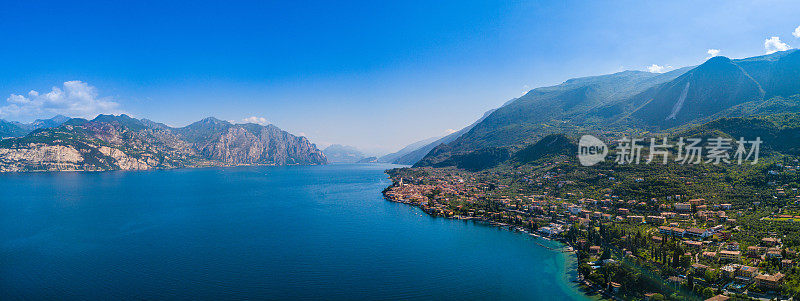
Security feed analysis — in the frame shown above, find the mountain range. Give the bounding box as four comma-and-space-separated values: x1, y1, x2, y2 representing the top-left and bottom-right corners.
408, 49, 800, 168
0, 115, 326, 172
4, 49, 798, 172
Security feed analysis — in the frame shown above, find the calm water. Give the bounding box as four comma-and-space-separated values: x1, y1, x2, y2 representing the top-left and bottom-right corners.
0, 164, 587, 300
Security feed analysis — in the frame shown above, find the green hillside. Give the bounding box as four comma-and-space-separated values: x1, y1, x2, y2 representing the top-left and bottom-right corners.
417, 50, 800, 168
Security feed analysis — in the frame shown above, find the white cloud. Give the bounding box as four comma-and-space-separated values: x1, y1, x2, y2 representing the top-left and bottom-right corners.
793, 26, 800, 38
0, 81, 121, 121
521, 85, 531, 96
764, 36, 791, 54
241, 116, 270, 125
707, 49, 720, 58
443, 128, 457, 135
647, 64, 672, 73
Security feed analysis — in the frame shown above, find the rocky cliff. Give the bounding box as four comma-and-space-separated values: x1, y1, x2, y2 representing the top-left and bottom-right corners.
193, 123, 326, 165
0, 115, 326, 172
177, 118, 326, 166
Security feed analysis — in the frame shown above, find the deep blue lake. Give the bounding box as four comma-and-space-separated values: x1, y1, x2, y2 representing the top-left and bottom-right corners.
0, 164, 587, 300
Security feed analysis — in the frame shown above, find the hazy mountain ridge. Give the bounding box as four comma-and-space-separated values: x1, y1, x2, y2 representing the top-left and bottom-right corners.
377, 136, 441, 164
0, 120, 27, 138
356, 156, 378, 163
394, 107, 503, 165
0, 114, 326, 172
385, 99, 518, 166
0, 115, 70, 138
322, 144, 367, 163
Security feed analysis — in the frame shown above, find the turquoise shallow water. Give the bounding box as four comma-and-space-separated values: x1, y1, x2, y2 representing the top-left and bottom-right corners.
0, 163, 588, 300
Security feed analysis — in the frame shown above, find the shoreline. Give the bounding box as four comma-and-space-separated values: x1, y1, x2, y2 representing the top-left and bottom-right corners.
381, 181, 573, 249
381, 180, 604, 300
0, 162, 327, 174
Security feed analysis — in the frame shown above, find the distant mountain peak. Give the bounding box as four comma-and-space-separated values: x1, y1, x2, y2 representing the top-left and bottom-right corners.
28, 114, 72, 130
90, 114, 139, 123
89, 114, 147, 130
632, 53, 767, 126
702, 55, 732, 65
34, 114, 70, 123
198, 117, 229, 125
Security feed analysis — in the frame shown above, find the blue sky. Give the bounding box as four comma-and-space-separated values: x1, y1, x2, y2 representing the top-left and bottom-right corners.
1, 0, 799, 154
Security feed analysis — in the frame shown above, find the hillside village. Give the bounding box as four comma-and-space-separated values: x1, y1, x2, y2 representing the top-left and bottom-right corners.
385, 160, 800, 300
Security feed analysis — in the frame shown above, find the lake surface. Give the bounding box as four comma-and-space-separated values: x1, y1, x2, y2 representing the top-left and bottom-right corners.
0, 164, 587, 300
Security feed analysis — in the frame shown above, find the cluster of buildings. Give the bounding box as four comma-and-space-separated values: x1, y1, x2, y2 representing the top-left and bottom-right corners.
384, 166, 800, 299
657, 225, 723, 239
714, 263, 786, 292
555, 195, 799, 297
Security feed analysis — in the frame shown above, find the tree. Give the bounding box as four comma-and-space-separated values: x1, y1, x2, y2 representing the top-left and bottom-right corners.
578, 263, 592, 278
702, 287, 714, 298
672, 248, 681, 268
600, 247, 612, 260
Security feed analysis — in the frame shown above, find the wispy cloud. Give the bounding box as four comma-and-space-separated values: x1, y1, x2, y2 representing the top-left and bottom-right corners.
443, 128, 457, 135
241, 116, 270, 125
706, 49, 720, 59
521, 85, 531, 96
646, 64, 672, 73
793, 25, 800, 38
764, 36, 791, 54
0, 81, 121, 121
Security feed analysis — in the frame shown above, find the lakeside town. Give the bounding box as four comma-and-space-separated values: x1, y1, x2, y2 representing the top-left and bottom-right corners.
383, 159, 800, 301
